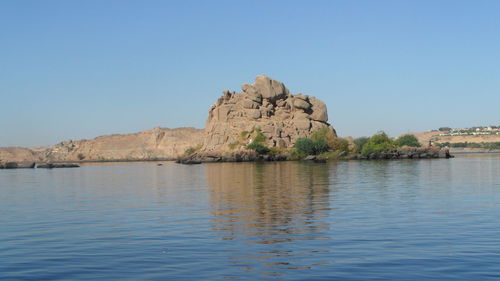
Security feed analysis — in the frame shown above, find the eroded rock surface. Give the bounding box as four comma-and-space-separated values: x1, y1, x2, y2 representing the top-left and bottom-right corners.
203, 75, 336, 152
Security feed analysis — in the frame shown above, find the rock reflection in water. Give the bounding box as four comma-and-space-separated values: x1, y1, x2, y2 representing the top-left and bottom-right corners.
206, 161, 335, 275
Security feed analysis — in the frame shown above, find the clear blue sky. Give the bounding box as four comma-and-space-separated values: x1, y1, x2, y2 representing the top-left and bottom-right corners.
1, 0, 499, 147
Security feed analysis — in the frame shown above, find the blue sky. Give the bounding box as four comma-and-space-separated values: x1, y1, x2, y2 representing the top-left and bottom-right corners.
1, 0, 499, 147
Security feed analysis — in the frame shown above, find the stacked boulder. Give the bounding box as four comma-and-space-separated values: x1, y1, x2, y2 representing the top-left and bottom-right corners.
202, 75, 336, 152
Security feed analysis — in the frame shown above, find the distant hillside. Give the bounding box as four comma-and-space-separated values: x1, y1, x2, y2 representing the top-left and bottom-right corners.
0, 127, 204, 163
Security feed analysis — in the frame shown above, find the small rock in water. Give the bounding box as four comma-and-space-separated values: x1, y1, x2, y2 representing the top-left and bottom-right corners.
17, 162, 36, 169
4, 162, 18, 169
37, 163, 80, 169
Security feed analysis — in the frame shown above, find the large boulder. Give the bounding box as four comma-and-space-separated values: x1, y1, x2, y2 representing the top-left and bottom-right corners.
253, 75, 289, 101
309, 97, 328, 122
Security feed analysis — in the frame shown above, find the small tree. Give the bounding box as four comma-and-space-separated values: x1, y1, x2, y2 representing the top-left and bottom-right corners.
353, 137, 369, 153
311, 128, 336, 145
395, 134, 421, 147
330, 137, 350, 153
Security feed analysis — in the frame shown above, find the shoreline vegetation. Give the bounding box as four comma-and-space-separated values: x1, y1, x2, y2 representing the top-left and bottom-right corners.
9, 128, 500, 168
177, 129, 453, 164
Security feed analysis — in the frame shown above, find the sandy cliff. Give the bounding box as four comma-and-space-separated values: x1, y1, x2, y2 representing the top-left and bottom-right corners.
40, 127, 204, 162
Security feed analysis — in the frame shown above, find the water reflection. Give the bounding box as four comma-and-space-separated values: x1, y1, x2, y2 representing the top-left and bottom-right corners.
205, 161, 335, 275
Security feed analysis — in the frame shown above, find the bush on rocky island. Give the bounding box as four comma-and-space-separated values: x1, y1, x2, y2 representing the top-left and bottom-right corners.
311, 128, 350, 154
245, 127, 272, 155
353, 137, 369, 153
246, 142, 270, 155
295, 138, 329, 156
395, 134, 421, 147
361, 132, 395, 157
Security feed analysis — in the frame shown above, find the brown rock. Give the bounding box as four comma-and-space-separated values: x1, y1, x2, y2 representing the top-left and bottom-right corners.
246, 109, 261, 119
242, 99, 259, 109
254, 75, 289, 101
293, 98, 311, 110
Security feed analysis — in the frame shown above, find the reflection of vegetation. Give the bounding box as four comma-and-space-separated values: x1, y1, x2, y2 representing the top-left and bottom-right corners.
361, 132, 395, 157
394, 134, 421, 147
438, 142, 500, 150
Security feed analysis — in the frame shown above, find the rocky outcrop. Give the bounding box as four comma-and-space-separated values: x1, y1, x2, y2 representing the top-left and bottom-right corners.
203, 75, 336, 153
0, 147, 41, 163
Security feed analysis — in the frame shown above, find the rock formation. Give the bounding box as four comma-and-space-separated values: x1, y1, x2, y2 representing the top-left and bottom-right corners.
202, 75, 336, 152
0, 75, 336, 163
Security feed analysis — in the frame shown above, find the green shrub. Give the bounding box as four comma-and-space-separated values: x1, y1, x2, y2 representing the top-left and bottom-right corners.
310, 127, 350, 153
240, 131, 249, 138
395, 134, 421, 147
330, 137, 350, 153
295, 138, 329, 155
361, 132, 395, 157
311, 127, 335, 142
353, 137, 369, 153
228, 141, 239, 150
295, 138, 314, 155
252, 128, 266, 144
183, 144, 202, 156
246, 142, 270, 155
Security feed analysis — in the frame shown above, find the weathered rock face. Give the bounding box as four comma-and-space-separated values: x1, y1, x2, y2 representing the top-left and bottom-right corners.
203, 75, 336, 152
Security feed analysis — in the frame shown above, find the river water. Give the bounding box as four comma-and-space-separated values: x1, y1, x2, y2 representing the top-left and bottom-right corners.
1, 155, 499, 280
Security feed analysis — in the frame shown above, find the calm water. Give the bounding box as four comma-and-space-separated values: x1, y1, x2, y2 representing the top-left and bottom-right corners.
1, 155, 499, 280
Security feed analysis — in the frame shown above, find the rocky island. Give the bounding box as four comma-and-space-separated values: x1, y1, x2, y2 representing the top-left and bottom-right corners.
0, 75, 452, 167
